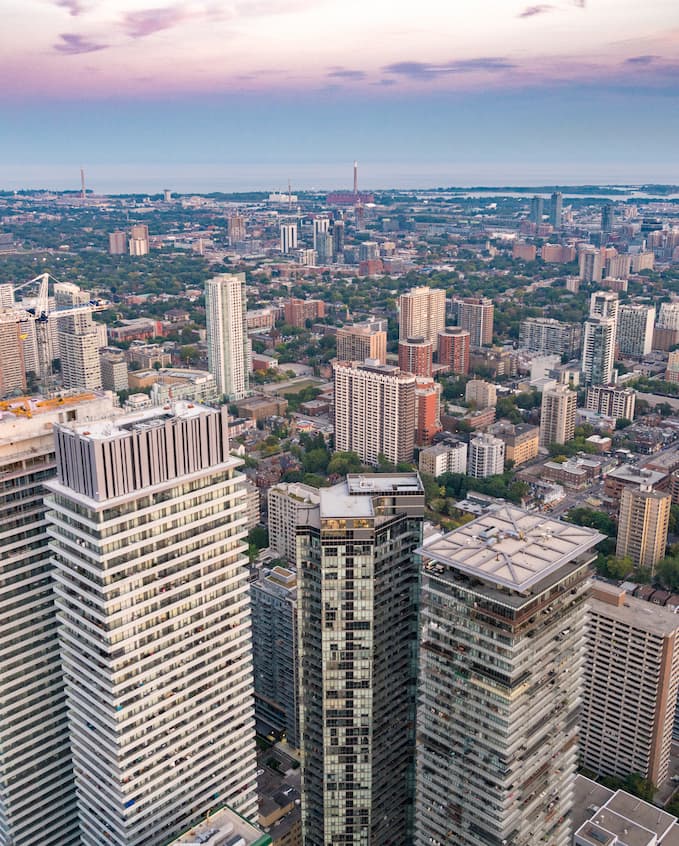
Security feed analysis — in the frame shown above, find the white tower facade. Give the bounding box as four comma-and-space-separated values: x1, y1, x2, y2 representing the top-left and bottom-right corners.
280, 221, 298, 254
205, 272, 249, 400
46, 403, 258, 846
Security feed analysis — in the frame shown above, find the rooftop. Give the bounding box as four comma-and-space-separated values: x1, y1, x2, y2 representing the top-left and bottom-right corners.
320, 473, 423, 519
63, 401, 215, 441
590, 584, 679, 637
606, 464, 666, 485
166, 806, 271, 846
418, 504, 604, 593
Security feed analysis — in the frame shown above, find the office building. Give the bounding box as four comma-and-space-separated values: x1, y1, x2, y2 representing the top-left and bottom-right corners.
399, 286, 446, 345
415, 507, 603, 846
205, 272, 249, 399
108, 231, 127, 255
464, 378, 497, 409
333, 360, 416, 465
550, 191, 563, 228
585, 385, 636, 421
251, 566, 299, 748
488, 421, 540, 466
398, 336, 433, 377
267, 482, 321, 565
519, 317, 582, 358
336, 322, 387, 365
579, 249, 603, 283
617, 303, 655, 357
616, 484, 671, 571
228, 214, 246, 244
280, 222, 298, 254
582, 316, 616, 386
540, 384, 577, 446
437, 326, 470, 374
415, 376, 442, 447
46, 403, 258, 846
458, 297, 494, 348
468, 432, 505, 477
297, 473, 424, 846
312, 217, 330, 252
419, 440, 467, 477
530, 195, 544, 224
0, 392, 116, 846
581, 582, 679, 786
128, 223, 149, 256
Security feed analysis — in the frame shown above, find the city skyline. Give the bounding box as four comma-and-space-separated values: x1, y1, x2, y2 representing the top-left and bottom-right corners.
1, 0, 678, 190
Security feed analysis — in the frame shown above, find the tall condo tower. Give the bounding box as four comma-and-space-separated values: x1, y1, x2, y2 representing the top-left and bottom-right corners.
297, 473, 425, 846
398, 286, 446, 345
46, 403, 258, 846
415, 506, 604, 846
205, 272, 249, 400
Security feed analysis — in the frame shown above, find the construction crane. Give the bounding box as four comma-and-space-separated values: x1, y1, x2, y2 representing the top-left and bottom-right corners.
12, 272, 107, 388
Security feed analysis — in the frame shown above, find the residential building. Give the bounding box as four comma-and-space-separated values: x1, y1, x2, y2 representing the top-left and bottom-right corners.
465, 378, 497, 409
666, 351, 679, 384
581, 582, 679, 786
617, 304, 655, 357
414, 376, 442, 447
488, 421, 540, 466
582, 316, 616, 386
243, 478, 261, 531
358, 241, 379, 262
604, 465, 666, 504
458, 297, 494, 348
46, 403, 258, 846
398, 336, 433, 377
519, 317, 582, 358
0, 308, 30, 396
167, 806, 271, 846
126, 344, 172, 370
437, 326, 470, 374
332, 220, 345, 256
658, 301, 679, 332
419, 440, 467, 477
297, 474, 424, 846
280, 222, 298, 254
312, 217, 330, 252
99, 348, 129, 392
468, 432, 505, 477
512, 242, 536, 262
550, 191, 563, 228
236, 395, 288, 422
585, 385, 636, 421
333, 360, 416, 465
228, 214, 246, 244
605, 253, 631, 280
0, 392, 116, 846
540, 384, 577, 446
630, 252, 655, 273
267, 482, 321, 565
336, 323, 387, 365
284, 298, 326, 328
602, 202, 614, 234
205, 272, 249, 399
55, 282, 104, 392
398, 286, 446, 344
251, 566, 299, 748
580, 248, 603, 283
590, 290, 619, 322
108, 231, 127, 255
616, 484, 671, 571
415, 507, 603, 846
128, 223, 149, 256
149, 368, 219, 406
530, 195, 544, 223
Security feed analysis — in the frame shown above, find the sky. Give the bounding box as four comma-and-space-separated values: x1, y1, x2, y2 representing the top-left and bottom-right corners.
2, 0, 679, 191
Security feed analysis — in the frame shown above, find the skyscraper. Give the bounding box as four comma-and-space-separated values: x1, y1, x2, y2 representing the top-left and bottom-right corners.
550, 191, 563, 229
312, 217, 330, 251
332, 220, 345, 256
530, 195, 544, 224
267, 481, 321, 565
205, 272, 249, 399
581, 582, 679, 786
467, 432, 505, 477
617, 303, 655, 357
297, 473, 424, 846
590, 289, 619, 322
109, 231, 127, 255
46, 403, 258, 846
585, 385, 636, 421
616, 484, 671, 571
398, 286, 446, 344
0, 308, 30, 396
579, 248, 603, 283
55, 282, 103, 392
582, 316, 616, 386
128, 223, 150, 256
437, 326, 470, 374
540, 384, 577, 446
0, 392, 116, 846
601, 202, 614, 235
228, 214, 246, 245
333, 360, 416, 465
251, 565, 299, 748
416, 506, 603, 846
414, 376, 442, 447
280, 221, 298, 254
458, 297, 494, 348
336, 322, 387, 365
398, 336, 433, 377
518, 317, 581, 358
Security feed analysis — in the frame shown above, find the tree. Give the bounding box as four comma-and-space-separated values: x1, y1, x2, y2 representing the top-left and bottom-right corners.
615, 418, 632, 430
303, 447, 330, 475
656, 555, 679, 591
603, 556, 634, 580
565, 507, 616, 538
327, 451, 363, 476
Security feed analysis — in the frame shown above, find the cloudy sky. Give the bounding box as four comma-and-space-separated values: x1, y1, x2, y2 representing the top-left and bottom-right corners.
2, 0, 679, 191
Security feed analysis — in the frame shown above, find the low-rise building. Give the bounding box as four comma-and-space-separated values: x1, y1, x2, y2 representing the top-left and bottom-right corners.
488, 421, 539, 466
419, 441, 467, 477
236, 395, 289, 422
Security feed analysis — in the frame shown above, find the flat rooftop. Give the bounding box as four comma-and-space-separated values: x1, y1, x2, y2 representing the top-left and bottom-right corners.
166, 805, 271, 846
321, 473, 423, 519
605, 465, 666, 485
590, 585, 679, 638
418, 504, 605, 593
63, 400, 213, 441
